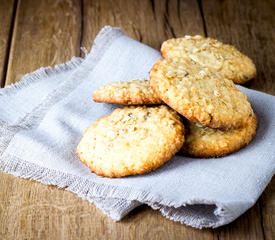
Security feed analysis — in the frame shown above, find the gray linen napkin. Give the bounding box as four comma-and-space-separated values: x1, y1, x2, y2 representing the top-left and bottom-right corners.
0, 26, 274, 229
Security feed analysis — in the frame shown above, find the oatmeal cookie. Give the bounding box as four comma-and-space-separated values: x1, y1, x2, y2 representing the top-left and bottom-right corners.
76, 105, 185, 177
161, 35, 256, 84
93, 80, 163, 105
149, 58, 254, 130
182, 114, 257, 157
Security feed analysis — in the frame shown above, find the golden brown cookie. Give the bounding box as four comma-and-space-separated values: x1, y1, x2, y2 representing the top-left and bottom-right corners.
182, 114, 257, 157
149, 58, 254, 130
93, 80, 163, 105
161, 35, 256, 84
76, 105, 185, 177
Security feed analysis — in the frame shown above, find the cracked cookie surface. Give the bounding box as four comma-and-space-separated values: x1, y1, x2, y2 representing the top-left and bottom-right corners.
182, 114, 257, 157
93, 80, 163, 105
149, 58, 253, 130
76, 105, 185, 177
161, 35, 256, 84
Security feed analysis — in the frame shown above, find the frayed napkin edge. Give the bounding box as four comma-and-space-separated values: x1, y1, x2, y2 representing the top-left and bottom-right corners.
0, 154, 259, 229
0, 57, 83, 98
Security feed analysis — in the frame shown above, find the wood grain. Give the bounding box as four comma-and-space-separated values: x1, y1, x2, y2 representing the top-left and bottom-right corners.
0, 172, 215, 240
201, 0, 275, 95
0, 0, 274, 239
261, 177, 275, 240
0, 0, 15, 87
5, 0, 82, 85
82, 0, 204, 52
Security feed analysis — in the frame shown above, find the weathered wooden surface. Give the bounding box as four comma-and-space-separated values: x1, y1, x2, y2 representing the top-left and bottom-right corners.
0, 0, 274, 239
0, 0, 15, 87
0, 172, 215, 240
82, 0, 204, 51
201, 0, 275, 95
261, 177, 275, 240
5, 0, 82, 85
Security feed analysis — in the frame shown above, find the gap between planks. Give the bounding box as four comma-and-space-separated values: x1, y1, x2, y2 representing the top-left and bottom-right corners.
0, 0, 18, 88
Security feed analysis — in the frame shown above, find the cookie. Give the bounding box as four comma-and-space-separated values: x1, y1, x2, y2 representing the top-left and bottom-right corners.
93, 80, 163, 105
161, 35, 256, 84
149, 58, 254, 130
76, 105, 185, 177
182, 114, 257, 157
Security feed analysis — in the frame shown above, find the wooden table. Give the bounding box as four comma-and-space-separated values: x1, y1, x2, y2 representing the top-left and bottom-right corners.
0, 0, 274, 239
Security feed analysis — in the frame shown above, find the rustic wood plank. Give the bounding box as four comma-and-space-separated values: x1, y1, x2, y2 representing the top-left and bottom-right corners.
261, 177, 275, 240
82, 0, 204, 52
5, 0, 82, 85
201, 0, 275, 95
0, 0, 15, 87
0, 172, 215, 240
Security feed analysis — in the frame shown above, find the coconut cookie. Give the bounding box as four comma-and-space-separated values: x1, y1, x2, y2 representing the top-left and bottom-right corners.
149, 58, 254, 130
76, 105, 185, 177
93, 80, 163, 105
161, 35, 256, 84
182, 114, 257, 157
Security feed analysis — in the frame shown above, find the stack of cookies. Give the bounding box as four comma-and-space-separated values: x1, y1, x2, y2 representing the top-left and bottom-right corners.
77, 35, 257, 178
